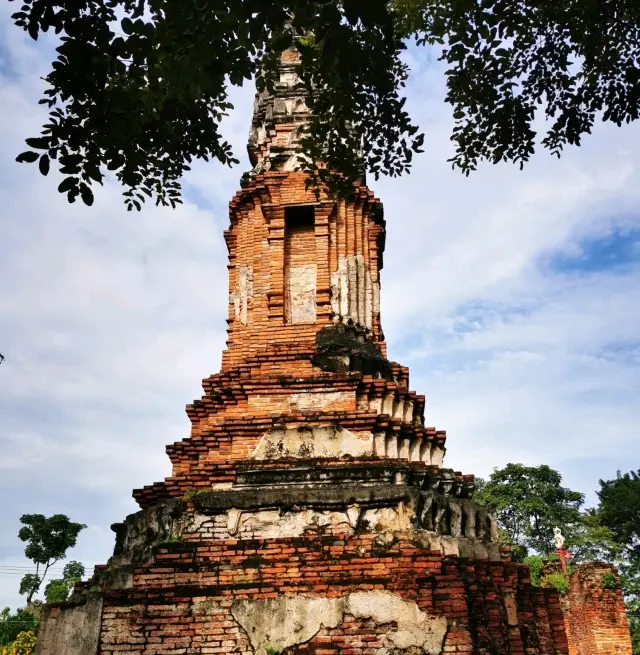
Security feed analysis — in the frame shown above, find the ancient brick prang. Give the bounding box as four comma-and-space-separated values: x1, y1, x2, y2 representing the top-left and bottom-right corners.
33, 46, 602, 655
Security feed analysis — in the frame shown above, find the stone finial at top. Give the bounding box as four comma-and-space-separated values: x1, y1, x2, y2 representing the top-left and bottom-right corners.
247, 46, 311, 174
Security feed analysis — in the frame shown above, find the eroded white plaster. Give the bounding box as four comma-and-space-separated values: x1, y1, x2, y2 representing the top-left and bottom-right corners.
431, 447, 445, 468
287, 391, 352, 411
231, 266, 253, 325
362, 506, 413, 533
346, 505, 361, 528
227, 509, 243, 535
231, 591, 448, 655
330, 254, 378, 329
247, 390, 354, 413
348, 591, 448, 653
192, 506, 418, 541
287, 264, 317, 323
229, 509, 352, 540
250, 424, 373, 460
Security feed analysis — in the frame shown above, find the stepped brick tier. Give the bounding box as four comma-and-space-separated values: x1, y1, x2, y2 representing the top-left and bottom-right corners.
35, 46, 631, 655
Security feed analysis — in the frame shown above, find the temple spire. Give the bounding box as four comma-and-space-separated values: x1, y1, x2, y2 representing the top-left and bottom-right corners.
247, 47, 310, 174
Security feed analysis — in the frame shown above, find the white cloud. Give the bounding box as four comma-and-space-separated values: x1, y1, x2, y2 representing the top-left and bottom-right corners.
1, 8, 639, 612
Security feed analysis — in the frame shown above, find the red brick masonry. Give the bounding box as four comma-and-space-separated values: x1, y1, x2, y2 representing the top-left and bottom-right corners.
98, 533, 568, 655
563, 563, 633, 655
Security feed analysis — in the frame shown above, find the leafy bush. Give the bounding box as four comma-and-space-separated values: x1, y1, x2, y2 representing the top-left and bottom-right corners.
0, 609, 38, 647
540, 571, 570, 596
523, 553, 560, 587
523, 555, 545, 586
0, 630, 38, 655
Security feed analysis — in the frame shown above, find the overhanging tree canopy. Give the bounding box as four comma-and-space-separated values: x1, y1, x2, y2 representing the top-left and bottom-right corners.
10, 0, 640, 209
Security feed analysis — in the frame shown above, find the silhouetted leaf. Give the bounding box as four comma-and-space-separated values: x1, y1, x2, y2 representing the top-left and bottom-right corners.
16, 151, 39, 163
25, 137, 49, 149
57, 176, 77, 193
38, 154, 50, 175
80, 184, 94, 206
11, 0, 639, 208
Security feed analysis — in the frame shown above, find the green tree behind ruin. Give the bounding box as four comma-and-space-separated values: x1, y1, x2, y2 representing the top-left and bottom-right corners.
17, 514, 86, 605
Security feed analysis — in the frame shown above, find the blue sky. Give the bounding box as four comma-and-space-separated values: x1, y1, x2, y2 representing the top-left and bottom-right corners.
543, 226, 640, 274
1, 9, 639, 610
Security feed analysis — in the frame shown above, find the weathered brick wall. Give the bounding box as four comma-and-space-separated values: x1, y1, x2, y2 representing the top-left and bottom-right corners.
132, 359, 446, 509
36, 595, 102, 655
563, 563, 633, 655
222, 172, 386, 371
97, 533, 568, 655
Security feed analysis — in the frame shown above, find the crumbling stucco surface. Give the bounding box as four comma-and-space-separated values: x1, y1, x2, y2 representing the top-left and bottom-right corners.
287, 390, 352, 411
231, 590, 447, 655
36, 595, 102, 655
231, 266, 253, 325
248, 390, 354, 413
250, 424, 373, 459
107, 499, 185, 590
204, 504, 414, 539
286, 264, 317, 323
330, 254, 380, 330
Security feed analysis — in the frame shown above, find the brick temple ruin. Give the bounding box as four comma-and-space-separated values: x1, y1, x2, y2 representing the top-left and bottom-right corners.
36, 47, 633, 655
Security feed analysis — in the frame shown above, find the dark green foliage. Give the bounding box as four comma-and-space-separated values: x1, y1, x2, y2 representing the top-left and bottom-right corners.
608, 555, 640, 654
523, 554, 545, 586
397, 0, 640, 174
474, 463, 584, 554
507, 542, 528, 564
11, 0, 640, 208
522, 553, 571, 597
576, 511, 625, 565
18, 514, 86, 603
473, 476, 487, 498
0, 607, 39, 646
540, 570, 570, 596
598, 470, 640, 556
18, 575, 41, 601
522, 554, 560, 586
10, 0, 422, 209
477, 464, 640, 652
43, 579, 69, 605
44, 561, 86, 604
18, 514, 86, 568
493, 526, 527, 562
597, 470, 640, 653
622, 561, 640, 655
